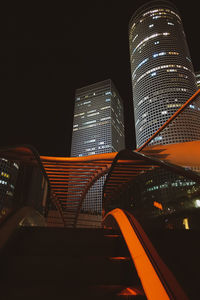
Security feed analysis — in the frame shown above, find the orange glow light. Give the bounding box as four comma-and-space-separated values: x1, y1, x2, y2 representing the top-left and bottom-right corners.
118, 287, 140, 296
154, 201, 163, 210
109, 256, 129, 261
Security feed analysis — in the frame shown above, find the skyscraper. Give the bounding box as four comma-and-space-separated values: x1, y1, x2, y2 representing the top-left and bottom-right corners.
71, 79, 125, 213
129, 0, 199, 148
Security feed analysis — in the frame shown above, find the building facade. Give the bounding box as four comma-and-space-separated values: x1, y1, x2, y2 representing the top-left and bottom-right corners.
0, 158, 19, 211
196, 72, 200, 88
129, 0, 199, 148
71, 79, 125, 213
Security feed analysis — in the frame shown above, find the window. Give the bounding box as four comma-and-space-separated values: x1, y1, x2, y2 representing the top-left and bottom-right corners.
151, 72, 157, 77
153, 52, 166, 58
101, 116, 111, 121
84, 139, 96, 144
83, 101, 91, 105
83, 120, 96, 125
101, 106, 110, 110
87, 112, 99, 117
74, 112, 84, 117
88, 151, 96, 155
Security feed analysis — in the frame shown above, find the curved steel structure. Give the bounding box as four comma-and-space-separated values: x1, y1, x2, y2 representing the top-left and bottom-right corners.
40, 154, 116, 227
40, 141, 200, 229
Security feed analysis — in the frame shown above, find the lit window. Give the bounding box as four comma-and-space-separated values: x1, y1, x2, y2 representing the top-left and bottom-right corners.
132, 58, 149, 77
151, 72, 157, 77
74, 112, 85, 117
168, 51, 179, 55
167, 69, 177, 72
87, 112, 99, 117
13, 162, 19, 169
153, 52, 166, 58
83, 120, 96, 125
133, 32, 170, 54
134, 64, 191, 86
85, 147, 95, 152
100, 116, 111, 121
149, 24, 154, 28
84, 139, 96, 144
101, 106, 110, 110
88, 151, 96, 155
195, 200, 200, 208
132, 34, 138, 43
154, 136, 162, 142
167, 104, 182, 108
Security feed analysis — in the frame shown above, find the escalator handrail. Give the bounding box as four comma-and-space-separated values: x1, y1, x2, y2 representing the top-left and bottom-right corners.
103, 208, 189, 300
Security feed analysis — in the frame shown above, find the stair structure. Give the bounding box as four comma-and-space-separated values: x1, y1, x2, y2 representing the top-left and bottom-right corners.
0, 227, 146, 299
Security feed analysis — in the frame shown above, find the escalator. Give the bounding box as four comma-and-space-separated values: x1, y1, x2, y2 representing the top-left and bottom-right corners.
0, 226, 146, 300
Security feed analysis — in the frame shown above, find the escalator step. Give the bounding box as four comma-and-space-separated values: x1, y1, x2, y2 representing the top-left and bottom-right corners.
0, 283, 146, 300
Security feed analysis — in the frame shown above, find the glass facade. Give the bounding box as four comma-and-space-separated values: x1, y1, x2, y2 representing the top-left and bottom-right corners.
196, 71, 200, 88
129, 1, 198, 148
71, 79, 125, 213
0, 158, 19, 212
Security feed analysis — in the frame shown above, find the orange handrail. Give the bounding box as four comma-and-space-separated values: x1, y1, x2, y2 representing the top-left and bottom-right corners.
103, 208, 189, 300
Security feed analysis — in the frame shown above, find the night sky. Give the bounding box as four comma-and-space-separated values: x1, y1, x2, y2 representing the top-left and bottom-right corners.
1, 0, 200, 156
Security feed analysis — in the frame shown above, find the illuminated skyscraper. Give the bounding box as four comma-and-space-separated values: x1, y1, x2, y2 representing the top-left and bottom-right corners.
71, 79, 125, 213
129, 0, 199, 148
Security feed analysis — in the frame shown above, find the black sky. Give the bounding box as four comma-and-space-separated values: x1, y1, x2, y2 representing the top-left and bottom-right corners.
0, 0, 200, 156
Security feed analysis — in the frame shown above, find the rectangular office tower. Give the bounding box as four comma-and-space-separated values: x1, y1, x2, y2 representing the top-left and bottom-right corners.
71, 79, 125, 213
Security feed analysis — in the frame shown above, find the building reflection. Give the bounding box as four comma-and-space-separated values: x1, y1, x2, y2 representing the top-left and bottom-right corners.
105, 163, 200, 231
0, 158, 19, 218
